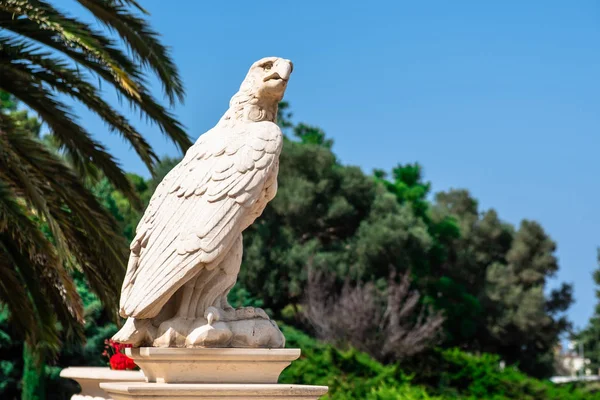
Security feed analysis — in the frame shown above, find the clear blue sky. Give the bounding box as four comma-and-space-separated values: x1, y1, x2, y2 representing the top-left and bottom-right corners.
56, 0, 599, 330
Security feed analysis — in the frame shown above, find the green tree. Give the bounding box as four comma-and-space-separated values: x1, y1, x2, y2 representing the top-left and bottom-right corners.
277, 101, 294, 131
433, 189, 573, 377
374, 168, 482, 348
484, 220, 572, 376
293, 123, 333, 149
240, 133, 378, 313
432, 190, 513, 345
573, 250, 600, 372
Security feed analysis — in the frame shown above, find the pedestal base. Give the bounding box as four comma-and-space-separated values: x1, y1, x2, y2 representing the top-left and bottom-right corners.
106, 348, 328, 399
100, 383, 328, 400
126, 347, 301, 383
60, 367, 145, 399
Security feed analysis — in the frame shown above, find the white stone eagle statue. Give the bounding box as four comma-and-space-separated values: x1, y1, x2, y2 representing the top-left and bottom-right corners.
112, 57, 293, 348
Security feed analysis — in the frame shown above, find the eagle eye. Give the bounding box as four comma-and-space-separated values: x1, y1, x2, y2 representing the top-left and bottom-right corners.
262, 62, 274, 71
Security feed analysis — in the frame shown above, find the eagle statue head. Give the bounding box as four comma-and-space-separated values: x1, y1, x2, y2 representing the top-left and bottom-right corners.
224, 57, 293, 124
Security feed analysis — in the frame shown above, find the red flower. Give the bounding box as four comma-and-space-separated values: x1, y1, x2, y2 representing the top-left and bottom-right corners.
109, 353, 126, 370
103, 339, 137, 370
109, 352, 136, 370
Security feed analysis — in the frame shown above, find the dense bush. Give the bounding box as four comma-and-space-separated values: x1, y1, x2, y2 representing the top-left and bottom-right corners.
304, 270, 444, 363
280, 324, 600, 400
430, 348, 599, 400
280, 324, 416, 399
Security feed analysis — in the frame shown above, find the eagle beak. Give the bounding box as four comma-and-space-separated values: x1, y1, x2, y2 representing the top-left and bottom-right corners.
264, 60, 293, 82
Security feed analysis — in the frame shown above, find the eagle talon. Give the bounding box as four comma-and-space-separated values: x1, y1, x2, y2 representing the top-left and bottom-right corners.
204, 306, 222, 325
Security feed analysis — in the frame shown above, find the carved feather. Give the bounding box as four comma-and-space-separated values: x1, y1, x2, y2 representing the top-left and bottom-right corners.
119, 121, 282, 319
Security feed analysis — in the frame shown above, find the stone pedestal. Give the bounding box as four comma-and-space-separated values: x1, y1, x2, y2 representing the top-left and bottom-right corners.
100, 383, 327, 399
100, 348, 328, 400
60, 367, 144, 399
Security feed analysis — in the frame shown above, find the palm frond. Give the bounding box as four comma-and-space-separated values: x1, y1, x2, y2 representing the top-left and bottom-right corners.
0, 250, 38, 339
0, 36, 159, 171
110, 0, 148, 14
0, 179, 84, 350
0, 134, 71, 264
0, 9, 192, 158
0, 115, 127, 313
77, 0, 185, 104
0, 71, 141, 207
0, 0, 144, 97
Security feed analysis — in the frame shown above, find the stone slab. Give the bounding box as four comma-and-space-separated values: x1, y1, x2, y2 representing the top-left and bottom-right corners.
100, 383, 328, 400
126, 347, 301, 384
60, 367, 145, 399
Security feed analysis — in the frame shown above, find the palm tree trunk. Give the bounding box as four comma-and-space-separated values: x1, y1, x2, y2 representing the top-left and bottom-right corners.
21, 343, 45, 400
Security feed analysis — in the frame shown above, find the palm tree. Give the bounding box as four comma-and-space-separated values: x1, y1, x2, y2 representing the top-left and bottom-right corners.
0, 0, 192, 353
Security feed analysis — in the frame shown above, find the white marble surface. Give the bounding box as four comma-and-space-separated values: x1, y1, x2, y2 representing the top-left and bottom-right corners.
113, 57, 293, 349
101, 383, 328, 400
60, 367, 144, 400
126, 347, 301, 384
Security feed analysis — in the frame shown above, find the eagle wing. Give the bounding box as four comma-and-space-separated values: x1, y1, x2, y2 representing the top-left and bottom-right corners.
119, 121, 282, 319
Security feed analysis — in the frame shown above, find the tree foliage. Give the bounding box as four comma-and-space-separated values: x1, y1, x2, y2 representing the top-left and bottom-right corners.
432, 190, 573, 376
574, 249, 600, 372
0, 101, 578, 398
281, 324, 600, 400
239, 105, 571, 376
119, 104, 574, 377
140, 103, 572, 377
